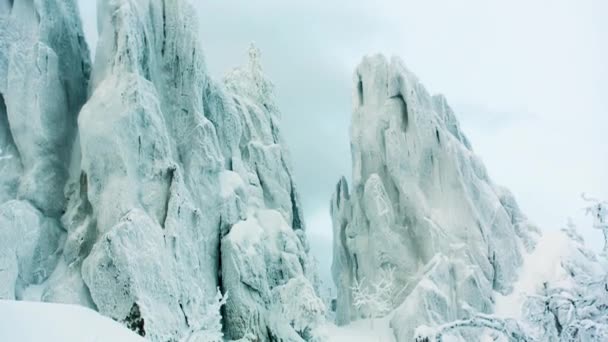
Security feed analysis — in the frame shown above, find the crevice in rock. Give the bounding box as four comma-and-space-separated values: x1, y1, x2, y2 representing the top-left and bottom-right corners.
335, 178, 348, 208
255, 164, 272, 209
353, 253, 359, 282
0, 93, 20, 165
125, 302, 146, 337
435, 128, 441, 144
161, 166, 176, 229
217, 215, 226, 297
490, 252, 498, 290
389, 93, 408, 132
74, 171, 97, 259
278, 155, 303, 230
269, 118, 279, 144
178, 301, 190, 328
161, 0, 167, 56
356, 76, 364, 106
289, 180, 303, 230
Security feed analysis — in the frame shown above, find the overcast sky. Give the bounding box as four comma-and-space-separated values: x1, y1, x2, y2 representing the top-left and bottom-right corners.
78, 0, 607, 288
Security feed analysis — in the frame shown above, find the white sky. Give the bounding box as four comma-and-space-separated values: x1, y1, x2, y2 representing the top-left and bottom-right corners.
78, 0, 608, 288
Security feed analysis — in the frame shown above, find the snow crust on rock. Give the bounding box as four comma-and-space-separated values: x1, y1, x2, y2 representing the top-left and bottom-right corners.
0, 1, 322, 341
330, 55, 540, 340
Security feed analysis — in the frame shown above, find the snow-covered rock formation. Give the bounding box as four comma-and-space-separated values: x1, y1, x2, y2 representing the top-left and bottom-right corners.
0, 0, 90, 302
330, 55, 540, 341
0, 1, 322, 341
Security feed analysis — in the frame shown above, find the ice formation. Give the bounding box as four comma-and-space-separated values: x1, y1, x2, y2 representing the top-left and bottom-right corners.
330, 55, 541, 340
0, 0, 322, 341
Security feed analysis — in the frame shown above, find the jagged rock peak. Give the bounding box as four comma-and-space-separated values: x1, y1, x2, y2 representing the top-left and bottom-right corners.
0, 1, 321, 341
331, 54, 540, 341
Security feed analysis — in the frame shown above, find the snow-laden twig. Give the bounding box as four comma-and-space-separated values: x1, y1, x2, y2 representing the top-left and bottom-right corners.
581, 193, 608, 252
413, 313, 532, 342
351, 266, 395, 329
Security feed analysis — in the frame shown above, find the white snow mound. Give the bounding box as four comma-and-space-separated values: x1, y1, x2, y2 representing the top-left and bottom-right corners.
0, 300, 144, 342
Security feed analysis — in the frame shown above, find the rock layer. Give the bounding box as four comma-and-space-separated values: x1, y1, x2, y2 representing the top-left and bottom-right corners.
331, 55, 540, 340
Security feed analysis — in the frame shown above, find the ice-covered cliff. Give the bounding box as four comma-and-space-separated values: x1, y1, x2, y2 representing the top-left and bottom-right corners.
0, 1, 322, 341
330, 55, 541, 341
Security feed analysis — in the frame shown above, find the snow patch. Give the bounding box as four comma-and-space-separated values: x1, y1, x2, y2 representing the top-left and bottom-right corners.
0, 300, 144, 342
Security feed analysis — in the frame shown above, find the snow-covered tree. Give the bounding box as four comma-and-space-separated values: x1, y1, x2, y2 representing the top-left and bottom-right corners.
273, 276, 326, 339
562, 217, 585, 245
582, 193, 608, 253
184, 288, 228, 342
351, 266, 395, 329
224, 43, 277, 115
413, 313, 531, 342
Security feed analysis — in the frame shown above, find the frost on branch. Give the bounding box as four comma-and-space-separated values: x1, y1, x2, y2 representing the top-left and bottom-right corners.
224, 43, 277, 114
582, 193, 608, 253
273, 276, 326, 339
351, 266, 395, 327
413, 313, 531, 342
183, 288, 228, 342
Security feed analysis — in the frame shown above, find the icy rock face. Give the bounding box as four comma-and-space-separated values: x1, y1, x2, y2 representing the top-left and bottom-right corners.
331, 55, 540, 339
0, 0, 90, 215
221, 209, 321, 341
0, 0, 89, 299
220, 45, 318, 342
0, 200, 64, 299
0, 0, 321, 340
72, 1, 318, 340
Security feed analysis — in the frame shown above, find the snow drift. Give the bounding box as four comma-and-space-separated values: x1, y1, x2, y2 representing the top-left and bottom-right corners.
0, 300, 144, 342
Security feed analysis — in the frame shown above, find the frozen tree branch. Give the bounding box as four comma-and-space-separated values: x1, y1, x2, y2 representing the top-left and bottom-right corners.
351, 266, 395, 329
413, 313, 532, 342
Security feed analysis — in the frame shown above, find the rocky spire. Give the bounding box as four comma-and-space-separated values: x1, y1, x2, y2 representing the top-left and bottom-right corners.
331, 54, 540, 340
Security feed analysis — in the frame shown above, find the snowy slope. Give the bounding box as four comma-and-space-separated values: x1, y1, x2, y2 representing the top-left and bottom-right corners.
319, 318, 396, 342
0, 300, 144, 342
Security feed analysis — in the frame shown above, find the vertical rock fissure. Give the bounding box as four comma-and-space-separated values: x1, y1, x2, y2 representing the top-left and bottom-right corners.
357, 77, 364, 106
390, 93, 408, 132
0, 93, 19, 162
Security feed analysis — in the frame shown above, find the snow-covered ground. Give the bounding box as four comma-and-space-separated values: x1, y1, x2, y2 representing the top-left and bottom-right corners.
0, 300, 144, 342
318, 317, 396, 342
